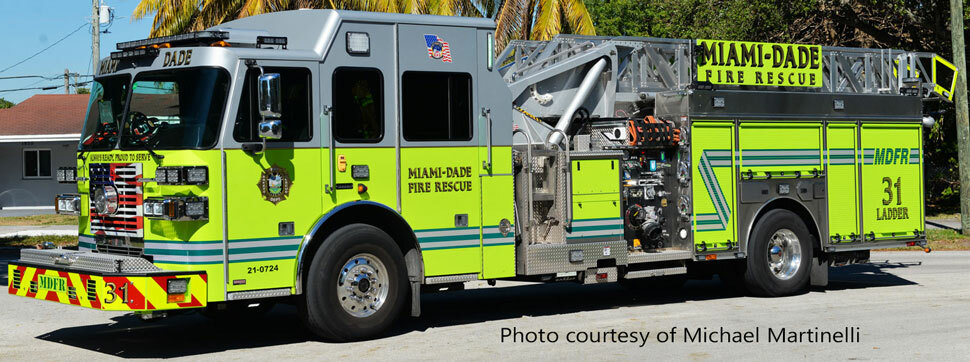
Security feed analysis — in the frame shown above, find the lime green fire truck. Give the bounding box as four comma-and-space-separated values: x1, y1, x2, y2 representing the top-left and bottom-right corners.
6, 9, 957, 341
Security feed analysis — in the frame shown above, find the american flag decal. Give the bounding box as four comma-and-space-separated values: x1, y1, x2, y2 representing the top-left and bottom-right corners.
89, 163, 144, 238
424, 34, 453, 63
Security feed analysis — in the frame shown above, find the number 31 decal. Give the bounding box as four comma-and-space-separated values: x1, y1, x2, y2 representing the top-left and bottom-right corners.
882, 176, 901, 206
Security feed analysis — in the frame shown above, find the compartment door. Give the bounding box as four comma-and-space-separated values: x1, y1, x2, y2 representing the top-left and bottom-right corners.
826, 123, 859, 242
860, 124, 923, 238
691, 122, 737, 251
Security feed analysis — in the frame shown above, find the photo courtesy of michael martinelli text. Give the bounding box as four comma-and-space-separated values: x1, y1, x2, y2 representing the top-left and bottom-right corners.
500, 326, 861, 347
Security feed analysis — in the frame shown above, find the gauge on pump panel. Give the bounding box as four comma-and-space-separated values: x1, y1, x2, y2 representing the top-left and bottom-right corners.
678, 161, 690, 185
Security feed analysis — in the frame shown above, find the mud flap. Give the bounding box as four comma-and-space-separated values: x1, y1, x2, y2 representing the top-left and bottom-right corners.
410, 279, 421, 317
810, 257, 828, 287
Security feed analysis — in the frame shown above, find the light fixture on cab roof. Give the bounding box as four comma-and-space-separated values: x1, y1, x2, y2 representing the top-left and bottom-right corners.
346, 32, 370, 55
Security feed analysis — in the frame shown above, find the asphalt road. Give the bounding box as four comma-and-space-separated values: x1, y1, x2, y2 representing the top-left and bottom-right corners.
1, 251, 968, 360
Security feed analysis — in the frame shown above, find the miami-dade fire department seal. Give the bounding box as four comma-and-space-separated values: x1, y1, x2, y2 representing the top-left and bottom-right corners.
258, 165, 292, 205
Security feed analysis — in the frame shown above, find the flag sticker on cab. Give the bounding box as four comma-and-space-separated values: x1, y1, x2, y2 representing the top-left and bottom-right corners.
424, 34, 453, 63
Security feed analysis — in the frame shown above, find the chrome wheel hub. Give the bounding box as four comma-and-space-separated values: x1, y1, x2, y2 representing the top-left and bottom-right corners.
336, 253, 388, 318
767, 228, 802, 280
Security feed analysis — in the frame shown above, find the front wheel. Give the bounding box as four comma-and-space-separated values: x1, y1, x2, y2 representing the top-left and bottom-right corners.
743, 209, 813, 297
299, 224, 408, 341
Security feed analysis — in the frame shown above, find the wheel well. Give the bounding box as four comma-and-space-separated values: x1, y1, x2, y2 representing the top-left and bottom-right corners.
747, 198, 822, 252
297, 202, 422, 293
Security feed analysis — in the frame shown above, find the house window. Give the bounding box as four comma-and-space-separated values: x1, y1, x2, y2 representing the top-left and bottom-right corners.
23, 149, 52, 179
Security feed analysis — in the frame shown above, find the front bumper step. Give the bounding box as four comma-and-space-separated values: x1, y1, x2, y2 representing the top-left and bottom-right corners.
8, 249, 207, 311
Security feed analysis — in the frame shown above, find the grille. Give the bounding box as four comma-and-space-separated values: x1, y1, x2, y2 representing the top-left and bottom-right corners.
96, 243, 144, 257
86, 279, 97, 301
89, 163, 144, 238
68, 286, 78, 300
12, 269, 21, 288
29, 280, 38, 293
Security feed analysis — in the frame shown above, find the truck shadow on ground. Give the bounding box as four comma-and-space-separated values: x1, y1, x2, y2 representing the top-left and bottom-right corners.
28, 262, 917, 358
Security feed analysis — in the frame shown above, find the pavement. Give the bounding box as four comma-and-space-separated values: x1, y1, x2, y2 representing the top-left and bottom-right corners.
1, 251, 968, 360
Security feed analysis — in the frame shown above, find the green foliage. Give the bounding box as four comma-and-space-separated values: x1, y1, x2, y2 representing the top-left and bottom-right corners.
76, 87, 90, 95
0, 97, 14, 109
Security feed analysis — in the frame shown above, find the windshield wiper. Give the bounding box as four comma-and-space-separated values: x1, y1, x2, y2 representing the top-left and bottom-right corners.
134, 138, 164, 160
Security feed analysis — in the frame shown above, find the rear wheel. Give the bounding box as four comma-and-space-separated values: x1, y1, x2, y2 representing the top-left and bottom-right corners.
742, 209, 813, 297
299, 224, 408, 341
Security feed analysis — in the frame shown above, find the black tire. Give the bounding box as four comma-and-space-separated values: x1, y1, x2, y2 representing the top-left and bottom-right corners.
743, 209, 814, 297
619, 274, 688, 292
298, 224, 408, 341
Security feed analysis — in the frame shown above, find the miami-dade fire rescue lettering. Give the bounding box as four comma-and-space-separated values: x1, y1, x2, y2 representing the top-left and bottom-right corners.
407, 166, 473, 193
697, 39, 823, 87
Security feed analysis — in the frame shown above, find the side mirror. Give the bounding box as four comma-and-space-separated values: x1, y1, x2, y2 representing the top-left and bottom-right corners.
258, 119, 282, 140
258, 73, 282, 118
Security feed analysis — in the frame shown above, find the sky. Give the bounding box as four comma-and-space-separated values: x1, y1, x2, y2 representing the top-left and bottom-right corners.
0, 0, 151, 104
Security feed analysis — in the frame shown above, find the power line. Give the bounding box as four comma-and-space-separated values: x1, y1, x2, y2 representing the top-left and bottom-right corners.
0, 74, 95, 81
0, 23, 89, 74
0, 81, 92, 94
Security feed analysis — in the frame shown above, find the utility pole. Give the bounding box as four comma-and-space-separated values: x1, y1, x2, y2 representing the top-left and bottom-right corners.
92, 0, 100, 73
951, 0, 970, 235
64, 68, 70, 94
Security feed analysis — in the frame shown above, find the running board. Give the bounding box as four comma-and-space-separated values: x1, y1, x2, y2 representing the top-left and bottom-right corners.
624, 266, 687, 279
424, 273, 478, 285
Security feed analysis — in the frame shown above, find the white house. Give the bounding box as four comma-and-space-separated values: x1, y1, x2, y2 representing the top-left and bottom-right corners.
0, 94, 87, 210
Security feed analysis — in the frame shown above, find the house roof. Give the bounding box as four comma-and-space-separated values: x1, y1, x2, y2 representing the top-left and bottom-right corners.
0, 94, 89, 139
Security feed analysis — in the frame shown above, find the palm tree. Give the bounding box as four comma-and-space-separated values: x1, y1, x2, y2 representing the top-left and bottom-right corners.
132, 0, 594, 52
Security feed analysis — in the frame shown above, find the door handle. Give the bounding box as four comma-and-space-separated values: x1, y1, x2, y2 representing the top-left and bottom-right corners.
482, 107, 492, 170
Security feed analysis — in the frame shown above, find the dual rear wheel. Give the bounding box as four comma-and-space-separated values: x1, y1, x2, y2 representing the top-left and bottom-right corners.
738, 209, 814, 297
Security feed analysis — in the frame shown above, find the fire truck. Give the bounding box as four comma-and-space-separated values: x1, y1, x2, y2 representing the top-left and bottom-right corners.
7, 9, 957, 341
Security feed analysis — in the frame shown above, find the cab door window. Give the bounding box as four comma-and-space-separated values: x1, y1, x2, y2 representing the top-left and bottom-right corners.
233, 67, 312, 142
332, 67, 384, 143
402, 72, 472, 141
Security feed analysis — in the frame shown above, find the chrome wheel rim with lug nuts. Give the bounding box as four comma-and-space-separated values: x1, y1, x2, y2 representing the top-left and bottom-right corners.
767, 228, 802, 280
337, 253, 388, 318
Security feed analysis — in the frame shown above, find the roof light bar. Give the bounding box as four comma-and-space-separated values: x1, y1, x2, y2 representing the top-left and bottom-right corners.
116, 31, 230, 51
257, 36, 288, 49
110, 48, 160, 60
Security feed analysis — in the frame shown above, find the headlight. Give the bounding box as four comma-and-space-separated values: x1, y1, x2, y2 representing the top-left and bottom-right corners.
184, 166, 208, 184
155, 166, 207, 185
144, 196, 207, 221
54, 194, 81, 215
56, 167, 77, 183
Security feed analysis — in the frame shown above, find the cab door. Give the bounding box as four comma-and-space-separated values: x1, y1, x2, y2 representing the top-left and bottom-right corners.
318, 22, 398, 219
225, 61, 321, 292
397, 24, 482, 277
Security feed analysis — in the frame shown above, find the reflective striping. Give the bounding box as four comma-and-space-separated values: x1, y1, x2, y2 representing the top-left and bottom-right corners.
228, 251, 298, 262
696, 223, 725, 231
414, 227, 480, 238
742, 149, 820, 157
566, 218, 623, 240
741, 159, 821, 166
572, 218, 623, 227
827, 149, 855, 156
153, 254, 224, 264
78, 235, 95, 251
697, 150, 732, 234
145, 241, 223, 251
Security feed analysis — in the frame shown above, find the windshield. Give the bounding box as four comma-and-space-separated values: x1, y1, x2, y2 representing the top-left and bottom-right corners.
121, 68, 230, 150
80, 75, 130, 151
